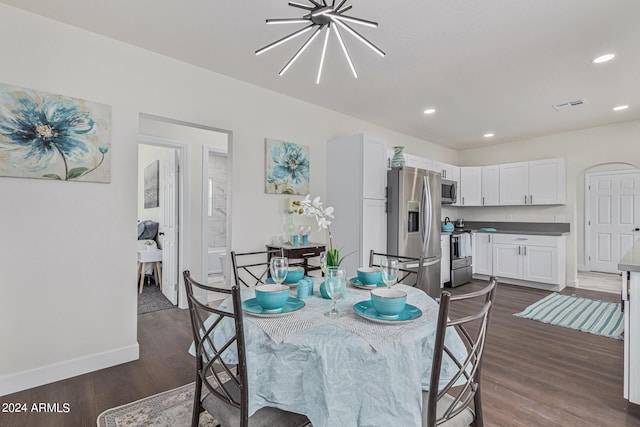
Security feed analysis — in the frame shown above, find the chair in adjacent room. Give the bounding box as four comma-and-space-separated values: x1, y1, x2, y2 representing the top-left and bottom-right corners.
369, 250, 425, 287
230, 248, 284, 288
422, 276, 498, 427
183, 270, 309, 427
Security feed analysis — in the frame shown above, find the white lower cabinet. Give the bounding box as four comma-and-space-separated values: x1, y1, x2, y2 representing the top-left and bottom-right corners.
441, 235, 450, 286
472, 233, 493, 276
474, 233, 566, 290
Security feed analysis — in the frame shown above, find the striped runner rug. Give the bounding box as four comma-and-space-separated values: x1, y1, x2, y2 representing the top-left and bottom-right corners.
514, 293, 623, 339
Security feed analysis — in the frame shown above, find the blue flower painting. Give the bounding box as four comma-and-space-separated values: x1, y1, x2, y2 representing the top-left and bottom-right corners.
265, 138, 309, 195
0, 83, 111, 183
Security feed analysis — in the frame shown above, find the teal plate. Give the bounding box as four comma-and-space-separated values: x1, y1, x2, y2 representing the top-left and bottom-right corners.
352, 300, 422, 324
242, 297, 305, 317
349, 277, 386, 290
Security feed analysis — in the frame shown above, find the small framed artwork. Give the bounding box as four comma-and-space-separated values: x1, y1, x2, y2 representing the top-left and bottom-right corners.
265, 138, 309, 195
144, 160, 159, 208
0, 83, 111, 183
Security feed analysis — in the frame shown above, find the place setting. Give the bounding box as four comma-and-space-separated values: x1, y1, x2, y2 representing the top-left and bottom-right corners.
242, 256, 307, 317
351, 257, 423, 325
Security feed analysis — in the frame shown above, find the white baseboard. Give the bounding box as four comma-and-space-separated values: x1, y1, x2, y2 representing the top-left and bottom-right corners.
0, 343, 139, 397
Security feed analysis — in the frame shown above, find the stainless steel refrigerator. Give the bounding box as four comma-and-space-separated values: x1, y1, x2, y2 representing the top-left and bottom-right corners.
387, 167, 442, 298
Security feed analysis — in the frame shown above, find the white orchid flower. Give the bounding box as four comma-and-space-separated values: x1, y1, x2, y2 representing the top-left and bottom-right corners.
324, 206, 335, 218
317, 217, 331, 230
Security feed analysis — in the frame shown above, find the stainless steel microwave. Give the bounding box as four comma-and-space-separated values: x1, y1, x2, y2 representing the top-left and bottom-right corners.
442, 179, 457, 204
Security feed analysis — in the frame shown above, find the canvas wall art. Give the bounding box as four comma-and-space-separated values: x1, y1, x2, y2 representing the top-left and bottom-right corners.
0, 83, 111, 183
144, 160, 159, 208
265, 138, 309, 195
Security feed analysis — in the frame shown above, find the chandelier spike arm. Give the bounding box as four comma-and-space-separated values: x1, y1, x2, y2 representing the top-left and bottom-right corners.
338, 5, 352, 14
310, 6, 333, 17
334, 0, 348, 12
306, 0, 323, 8
255, 24, 315, 55
330, 17, 385, 57
266, 18, 312, 25
316, 23, 331, 84
288, 1, 314, 11
328, 13, 378, 28
278, 24, 326, 76
332, 24, 358, 78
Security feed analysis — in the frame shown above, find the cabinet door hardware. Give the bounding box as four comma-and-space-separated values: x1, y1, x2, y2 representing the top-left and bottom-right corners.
518, 246, 521, 255
524, 246, 527, 256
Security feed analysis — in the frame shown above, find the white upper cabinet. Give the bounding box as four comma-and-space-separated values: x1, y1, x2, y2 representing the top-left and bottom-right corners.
459, 167, 482, 206
404, 154, 433, 172
529, 158, 566, 205
499, 158, 565, 206
481, 165, 500, 206
499, 161, 529, 205
432, 160, 456, 181
362, 136, 387, 199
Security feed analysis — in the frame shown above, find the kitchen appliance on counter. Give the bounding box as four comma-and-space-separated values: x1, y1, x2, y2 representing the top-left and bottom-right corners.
442, 217, 454, 232
449, 230, 472, 287
441, 179, 457, 205
387, 167, 441, 298
455, 218, 465, 228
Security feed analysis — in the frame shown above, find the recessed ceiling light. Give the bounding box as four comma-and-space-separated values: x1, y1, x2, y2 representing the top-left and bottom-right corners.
423, 108, 436, 114
483, 133, 494, 138
592, 53, 615, 64
613, 105, 629, 111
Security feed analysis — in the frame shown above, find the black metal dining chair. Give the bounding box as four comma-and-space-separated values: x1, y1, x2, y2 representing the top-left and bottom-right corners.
230, 248, 283, 288
369, 249, 425, 287
422, 276, 498, 427
183, 270, 310, 427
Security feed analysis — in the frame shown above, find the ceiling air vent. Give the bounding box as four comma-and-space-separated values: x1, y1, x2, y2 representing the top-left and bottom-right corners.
553, 98, 588, 111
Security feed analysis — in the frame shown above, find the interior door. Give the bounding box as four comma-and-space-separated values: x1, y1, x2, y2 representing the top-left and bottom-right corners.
161, 152, 179, 305
589, 171, 640, 273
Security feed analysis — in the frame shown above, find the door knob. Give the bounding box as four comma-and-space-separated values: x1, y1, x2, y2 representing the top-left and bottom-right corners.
634, 228, 640, 232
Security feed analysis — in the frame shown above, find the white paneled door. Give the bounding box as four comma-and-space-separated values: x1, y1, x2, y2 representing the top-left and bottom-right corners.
162, 153, 179, 305
589, 170, 640, 273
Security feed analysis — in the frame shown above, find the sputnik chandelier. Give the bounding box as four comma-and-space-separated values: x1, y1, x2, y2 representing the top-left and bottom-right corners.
255, 0, 385, 84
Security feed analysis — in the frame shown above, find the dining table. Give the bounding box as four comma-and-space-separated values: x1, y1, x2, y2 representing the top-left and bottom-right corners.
190, 279, 467, 427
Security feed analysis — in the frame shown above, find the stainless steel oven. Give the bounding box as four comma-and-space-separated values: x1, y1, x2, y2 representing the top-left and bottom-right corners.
449, 231, 472, 287
441, 179, 457, 205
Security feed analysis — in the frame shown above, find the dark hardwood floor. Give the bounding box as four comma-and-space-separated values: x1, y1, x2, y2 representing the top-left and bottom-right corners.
1, 308, 195, 427
2, 281, 639, 426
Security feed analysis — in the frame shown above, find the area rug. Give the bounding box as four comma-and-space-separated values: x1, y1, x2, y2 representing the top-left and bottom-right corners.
97, 373, 314, 426
97, 382, 218, 426
138, 284, 174, 315
514, 293, 623, 339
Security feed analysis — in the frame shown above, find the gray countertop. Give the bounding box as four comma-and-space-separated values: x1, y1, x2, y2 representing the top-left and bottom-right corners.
439, 221, 570, 237
619, 241, 640, 272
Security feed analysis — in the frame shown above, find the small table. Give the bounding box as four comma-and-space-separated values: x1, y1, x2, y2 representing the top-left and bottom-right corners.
266, 242, 326, 275
137, 249, 162, 294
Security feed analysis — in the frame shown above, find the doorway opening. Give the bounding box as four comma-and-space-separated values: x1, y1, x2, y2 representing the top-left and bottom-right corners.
137, 113, 231, 312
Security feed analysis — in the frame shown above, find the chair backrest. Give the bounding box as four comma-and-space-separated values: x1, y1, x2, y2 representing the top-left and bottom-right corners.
231, 248, 284, 288
183, 270, 250, 424
426, 277, 498, 427
369, 249, 425, 287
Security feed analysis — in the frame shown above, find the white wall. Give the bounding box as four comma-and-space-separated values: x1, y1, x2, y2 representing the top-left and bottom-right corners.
457, 120, 640, 284
0, 4, 457, 394
138, 144, 175, 227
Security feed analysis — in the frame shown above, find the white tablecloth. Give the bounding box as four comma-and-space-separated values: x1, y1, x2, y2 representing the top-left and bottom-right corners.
190, 282, 466, 427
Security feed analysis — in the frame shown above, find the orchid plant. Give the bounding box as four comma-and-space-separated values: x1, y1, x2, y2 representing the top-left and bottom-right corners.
293, 195, 349, 267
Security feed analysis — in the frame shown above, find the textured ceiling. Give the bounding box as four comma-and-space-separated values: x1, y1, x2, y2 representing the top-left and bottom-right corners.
2, 0, 639, 150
